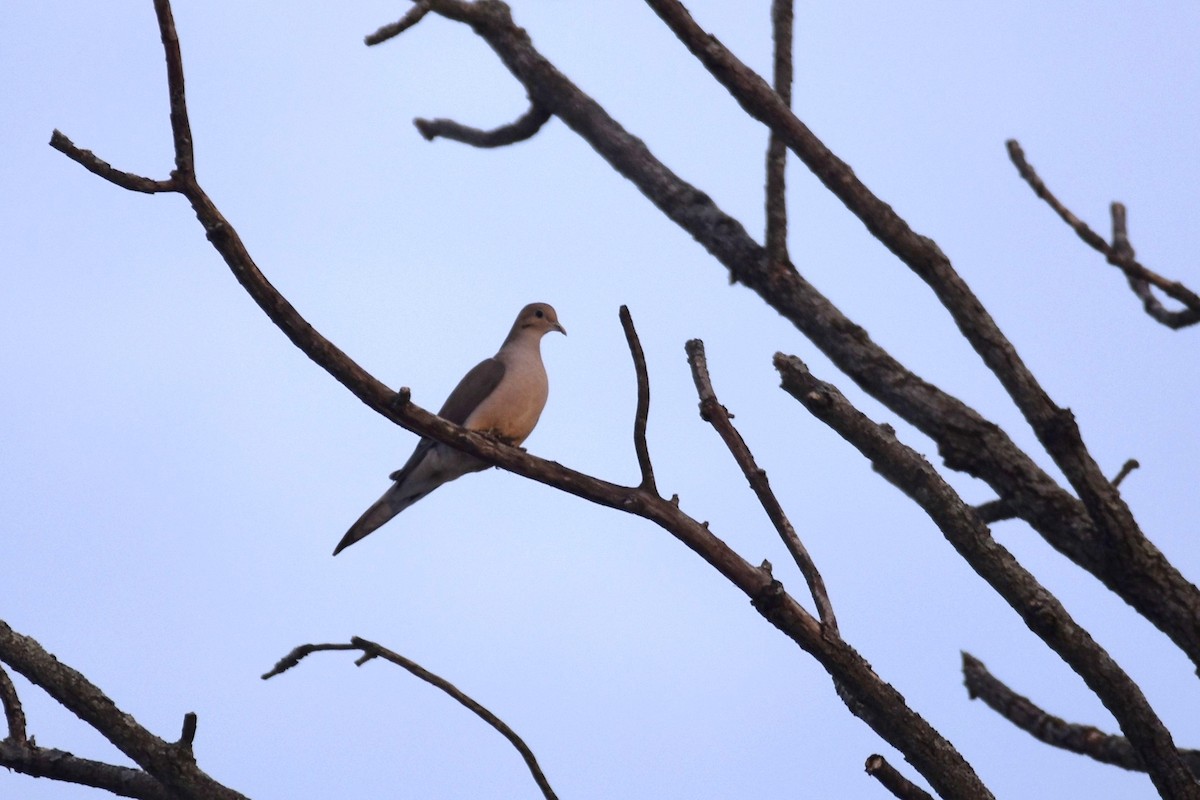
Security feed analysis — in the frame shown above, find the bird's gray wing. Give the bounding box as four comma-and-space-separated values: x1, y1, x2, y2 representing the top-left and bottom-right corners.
437, 357, 506, 424
383, 357, 504, 482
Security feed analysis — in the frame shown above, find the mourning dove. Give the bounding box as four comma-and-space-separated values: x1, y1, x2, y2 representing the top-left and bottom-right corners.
333, 302, 566, 555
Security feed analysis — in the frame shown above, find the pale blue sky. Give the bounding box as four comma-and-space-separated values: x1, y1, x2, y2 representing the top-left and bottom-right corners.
3, 3, 1199, 798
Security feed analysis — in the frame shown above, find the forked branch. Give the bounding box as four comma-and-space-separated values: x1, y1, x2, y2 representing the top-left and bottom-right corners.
0, 619, 246, 800
264, 638, 560, 800
1007, 140, 1200, 329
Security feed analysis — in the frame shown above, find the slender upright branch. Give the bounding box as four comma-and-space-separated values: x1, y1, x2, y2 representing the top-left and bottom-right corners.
415, 102, 552, 148
620, 306, 657, 492
265, 638, 560, 800
774, 353, 1199, 799
0, 663, 25, 743
865, 754, 934, 800
963, 652, 1200, 778
686, 339, 837, 631
153, 0, 194, 177
764, 0, 793, 268
365, 1, 431, 46
1008, 140, 1200, 328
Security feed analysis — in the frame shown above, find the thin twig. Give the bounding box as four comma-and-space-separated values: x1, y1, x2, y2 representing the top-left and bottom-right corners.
686, 340, 837, 631
48, 131, 174, 193
415, 102, 552, 148
620, 306, 657, 492
261, 642, 360, 679
764, 0, 793, 269
176, 712, 197, 754
365, 1, 431, 46
1007, 140, 1200, 328
962, 652, 1200, 777
865, 754, 934, 800
264, 638, 560, 800
0, 662, 26, 742
1112, 458, 1140, 488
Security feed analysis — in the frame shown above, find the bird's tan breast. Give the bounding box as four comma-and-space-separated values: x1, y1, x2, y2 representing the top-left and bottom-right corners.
462, 346, 549, 444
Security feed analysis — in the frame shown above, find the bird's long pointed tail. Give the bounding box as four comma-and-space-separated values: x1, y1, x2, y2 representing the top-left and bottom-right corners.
332, 483, 428, 555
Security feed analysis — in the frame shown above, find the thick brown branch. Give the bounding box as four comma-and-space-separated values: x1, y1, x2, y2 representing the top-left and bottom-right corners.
364, 1, 431, 46
398, 0, 1200, 670
1008, 140, 1200, 328
0, 739, 176, 800
963, 652, 1200, 778
620, 306, 657, 492
415, 102, 552, 148
0, 619, 246, 800
266, 638, 559, 800
764, 0, 793, 268
775, 353, 1200, 799
686, 339, 837, 632
865, 754, 934, 800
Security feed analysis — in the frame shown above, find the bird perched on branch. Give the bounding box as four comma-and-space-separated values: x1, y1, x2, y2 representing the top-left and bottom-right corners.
333, 302, 566, 555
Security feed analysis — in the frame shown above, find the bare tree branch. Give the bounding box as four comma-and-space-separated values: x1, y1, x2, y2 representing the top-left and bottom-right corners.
364, 1, 431, 46
1007, 140, 1200, 328
685, 339, 837, 632
774, 353, 1200, 799
619, 306, 658, 492
865, 754, 934, 800
0, 619, 246, 800
265, 638, 560, 800
764, 0, 793, 268
963, 652, 1200, 778
415, 102, 552, 148
49, 130, 175, 193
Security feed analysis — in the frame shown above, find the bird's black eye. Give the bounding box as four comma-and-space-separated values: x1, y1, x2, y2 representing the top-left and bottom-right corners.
535, 309, 544, 318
